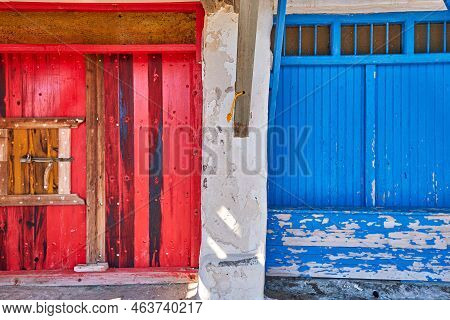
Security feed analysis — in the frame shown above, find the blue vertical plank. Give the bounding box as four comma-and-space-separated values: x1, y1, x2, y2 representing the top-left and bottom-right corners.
322, 66, 331, 206
298, 66, 307, 206
365, 65, 376, 207
385, 65, 393, 206
434, 63, 444, 207
291, 66, 299, 207
400, 64, 411, 206
305, 66, 314, 205
337, 66, 345, 206
410, 64, 419, 206
286, 66, 294, 206
428, 64, 437, 207
314, 66, 322, 206
354, 66, 363, 206
330, 66, 338, 205
375, 65, 386, 206
345, 66, 354, 205
392, 65, 401, 207
417, 64, 427, 207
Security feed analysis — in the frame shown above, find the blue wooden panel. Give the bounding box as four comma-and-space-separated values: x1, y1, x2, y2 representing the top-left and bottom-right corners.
266, 209, 450, 281
374, 63, 450, 208
268, 11, 450, 282
268, 65, 365, 208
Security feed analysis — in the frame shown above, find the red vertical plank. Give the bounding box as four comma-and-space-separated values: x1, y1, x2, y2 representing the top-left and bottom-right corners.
118, 54, 135, 268
5, 53, 23, 271
104, 54, 121, 268
133, 54, 150, 268
20, 53, 38, 271
31, 53, 49, 270
190, 56, 202, 267
160, 53, 192, 267
0, 54, 7, 270
148, 54, 163, 267
45, 53, 62, 269
62, 53, 87, 268
46, 53, 86, 269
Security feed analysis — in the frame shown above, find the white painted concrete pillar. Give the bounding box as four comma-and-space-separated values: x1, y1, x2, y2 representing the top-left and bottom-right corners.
199, 0, 273, 300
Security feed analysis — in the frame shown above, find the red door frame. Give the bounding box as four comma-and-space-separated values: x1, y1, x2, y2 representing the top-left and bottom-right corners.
0, 1, 204, 278
0, 1, 204, 62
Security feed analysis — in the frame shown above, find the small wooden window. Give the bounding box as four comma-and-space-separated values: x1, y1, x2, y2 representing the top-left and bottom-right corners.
415, 22, 449, 53
283, 24, 331, 56
0, 118, 85, 206
342, 23, 403, 55
341, 25, 355, 55
285, 26, 299, 56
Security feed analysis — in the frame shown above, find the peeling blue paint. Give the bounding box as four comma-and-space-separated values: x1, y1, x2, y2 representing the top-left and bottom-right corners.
267, 11, 450, 283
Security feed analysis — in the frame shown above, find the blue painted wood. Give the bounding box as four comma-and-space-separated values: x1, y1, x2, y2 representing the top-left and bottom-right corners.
285, 11, 450, 25
373, 63, 450, 208
266, 209, 449, 281
281, 54, 450, 66
268, 65, 365, 208
268, 11, 450, 282
268, 0, 287, 129
365, 65, 376, 207
331, 23, 340, 56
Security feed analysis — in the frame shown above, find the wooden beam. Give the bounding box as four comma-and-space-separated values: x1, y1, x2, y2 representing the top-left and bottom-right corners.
58, 128, 71, 195
0, 194, 84, 206
85, 54, 107, 265
233, 0, 260, 137
0, 117, 84, 129
0, 129, 7, 195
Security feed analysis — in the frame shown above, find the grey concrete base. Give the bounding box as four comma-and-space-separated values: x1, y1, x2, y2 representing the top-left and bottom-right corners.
0, 283, 198, 300
265, 277, 450, 300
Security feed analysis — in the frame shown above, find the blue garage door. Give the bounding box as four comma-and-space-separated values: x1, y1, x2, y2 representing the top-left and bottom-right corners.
267, 12, 450, 281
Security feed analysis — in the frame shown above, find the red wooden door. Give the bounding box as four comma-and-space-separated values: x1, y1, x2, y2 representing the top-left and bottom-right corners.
0, 53, 87, 271
102, 52, 201, 268
0, 52, 201, 271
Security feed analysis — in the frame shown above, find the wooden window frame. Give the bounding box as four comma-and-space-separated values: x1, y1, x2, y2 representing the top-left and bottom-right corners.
0, 118, 85, 206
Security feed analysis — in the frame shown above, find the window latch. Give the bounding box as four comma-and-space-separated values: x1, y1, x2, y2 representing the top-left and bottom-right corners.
20, 154, 74, 163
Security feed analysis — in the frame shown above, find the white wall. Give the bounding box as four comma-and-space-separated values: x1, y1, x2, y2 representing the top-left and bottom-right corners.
277, 0, 446, 14
198, 0, 273, 300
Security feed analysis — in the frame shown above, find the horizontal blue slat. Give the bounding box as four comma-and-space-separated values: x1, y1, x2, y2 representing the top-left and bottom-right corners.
266, 245, 449, 281
281, 54, 450, 65
266, 208, 450, 281
283, 11, 450, 25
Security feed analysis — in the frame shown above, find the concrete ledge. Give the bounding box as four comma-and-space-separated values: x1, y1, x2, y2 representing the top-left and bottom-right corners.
0, 268, 198, 287
265, 276, 450, 300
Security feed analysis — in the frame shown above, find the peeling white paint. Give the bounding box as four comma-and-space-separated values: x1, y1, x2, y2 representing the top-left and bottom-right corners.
199, 1, 273, 300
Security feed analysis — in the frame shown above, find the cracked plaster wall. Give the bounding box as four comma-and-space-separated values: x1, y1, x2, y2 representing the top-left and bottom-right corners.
198, 0, 273, 300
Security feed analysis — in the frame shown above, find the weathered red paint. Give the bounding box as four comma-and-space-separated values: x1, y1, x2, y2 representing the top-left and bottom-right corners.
0, 2, 204, 272
0, 2, 200, 12
148, 54, 164, 267
0, 44, 197, 54
1, 53, 86, 271
133, 54, 150, 268
104, 54, 121, 268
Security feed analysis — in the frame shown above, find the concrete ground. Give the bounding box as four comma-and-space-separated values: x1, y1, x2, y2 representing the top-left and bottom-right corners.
0, 283, 198, 300
265, 277, 450, 300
